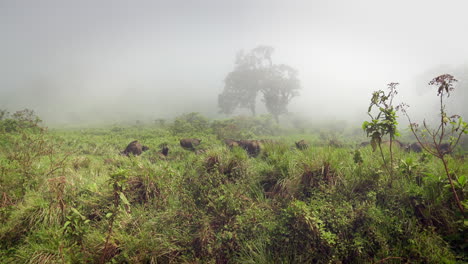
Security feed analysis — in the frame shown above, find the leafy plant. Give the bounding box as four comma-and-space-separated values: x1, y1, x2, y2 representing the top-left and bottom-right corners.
401, 74, 467, 215
353, 149, 364, 164
399, 157, 420, 183
0, 109, 43, 133
362, 82, 400, 176
0, 129, 70, 201
63, 206, 90, 260
100, 169, 130, 263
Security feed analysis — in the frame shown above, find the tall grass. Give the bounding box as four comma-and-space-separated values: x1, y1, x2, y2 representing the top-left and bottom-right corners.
0, 118, 466, 263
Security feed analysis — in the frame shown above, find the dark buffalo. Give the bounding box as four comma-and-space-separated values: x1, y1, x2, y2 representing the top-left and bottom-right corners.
155, 146, 170, 160
238, 140, 261, 157
295, 140, 309, 150
160, 146, 169, 156
180, 138, 201, 150
121, 140, 149, 156
439, 143, 452, 155
405, 142, 422, 153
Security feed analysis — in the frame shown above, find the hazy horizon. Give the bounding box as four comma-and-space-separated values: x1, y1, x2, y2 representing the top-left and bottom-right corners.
1, 0, 467, 125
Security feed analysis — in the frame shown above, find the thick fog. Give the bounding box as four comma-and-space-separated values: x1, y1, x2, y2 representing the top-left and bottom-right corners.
1, 0, 467, 125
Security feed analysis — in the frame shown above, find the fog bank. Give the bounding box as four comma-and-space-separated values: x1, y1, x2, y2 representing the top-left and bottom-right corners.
1, 0, 467, 125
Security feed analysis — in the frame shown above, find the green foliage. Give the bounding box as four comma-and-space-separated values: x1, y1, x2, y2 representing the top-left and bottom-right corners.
0, 108, 43, 133
353, 149, 364, 164
261, 64, 301, 122
63, 207, 90, 254
0, 109, 7, 120
0, 111, 465, 263
362, 83, 400, 152
0, 129, 69, 203
399, 157, 419, 178
170, 112, 210, 135
362, 83, 400, 178
455, 174, 466, 189
211, 115, 281, 139
401, 74, 467, 215
218, 46, 300, 121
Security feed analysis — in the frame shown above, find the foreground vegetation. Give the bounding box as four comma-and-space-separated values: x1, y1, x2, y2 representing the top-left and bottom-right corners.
0, 111, 466, 263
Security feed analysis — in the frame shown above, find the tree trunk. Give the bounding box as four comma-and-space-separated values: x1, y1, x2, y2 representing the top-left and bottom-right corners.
273, 114, 279, 123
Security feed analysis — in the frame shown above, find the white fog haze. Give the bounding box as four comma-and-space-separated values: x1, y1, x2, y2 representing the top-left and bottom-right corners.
1, 0, 467, 125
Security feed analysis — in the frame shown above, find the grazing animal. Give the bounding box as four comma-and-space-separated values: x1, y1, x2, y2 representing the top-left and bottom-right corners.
424, 143, 452, 155
405, 142, 452, 155
295, 140, 309, 150
238, 140, 261, 157
156, 146, 170, 160
160, 146, 169, 156
121, 140, 149, 156
405, 142, 423, 153
224, 139, 239, 148
161, 147, 169, 157
438, 143, 452, 155
180, 138, 201, 151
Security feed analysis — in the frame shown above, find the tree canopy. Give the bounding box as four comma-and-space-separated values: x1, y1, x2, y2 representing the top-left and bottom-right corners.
218, 46, 300, 122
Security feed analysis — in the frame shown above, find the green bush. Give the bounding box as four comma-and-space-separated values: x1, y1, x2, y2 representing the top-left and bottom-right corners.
0, 109, 43, 133
212, 115, 282, 139
170, 112, 210, 135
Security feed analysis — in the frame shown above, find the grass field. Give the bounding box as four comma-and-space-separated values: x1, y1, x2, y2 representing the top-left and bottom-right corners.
0, 113, 466, 263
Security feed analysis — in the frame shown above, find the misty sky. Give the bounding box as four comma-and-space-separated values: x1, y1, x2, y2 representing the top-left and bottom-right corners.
1, 0, 467, 124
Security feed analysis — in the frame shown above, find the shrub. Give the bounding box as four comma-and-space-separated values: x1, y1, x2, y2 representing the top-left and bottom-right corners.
170, 112, 210, 135
211, 115, 281, 139
0, 109, 43, 133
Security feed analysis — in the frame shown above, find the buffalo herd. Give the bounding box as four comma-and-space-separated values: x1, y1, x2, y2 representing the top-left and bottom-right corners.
120, 138, 273, 158
405, 142, 451, 155
120, 138, 453, 158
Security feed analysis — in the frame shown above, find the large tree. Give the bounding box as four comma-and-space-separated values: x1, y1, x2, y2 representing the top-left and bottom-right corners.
261, 64, 300, 122
218, 46, 300, 121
